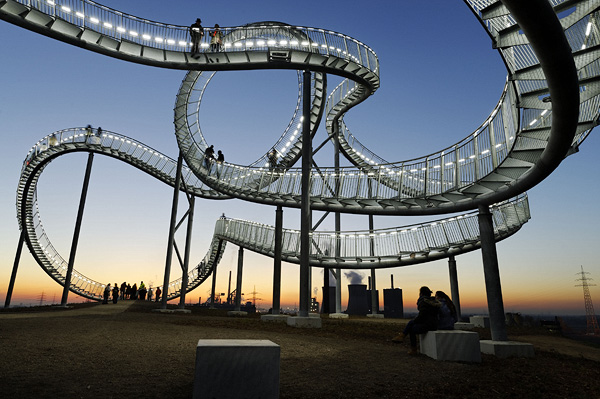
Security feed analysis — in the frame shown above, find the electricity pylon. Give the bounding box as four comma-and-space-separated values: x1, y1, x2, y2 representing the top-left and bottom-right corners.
575, 266, 600, 336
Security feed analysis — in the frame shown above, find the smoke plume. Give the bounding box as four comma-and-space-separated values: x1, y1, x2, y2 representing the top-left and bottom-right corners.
344, 271, 364, 285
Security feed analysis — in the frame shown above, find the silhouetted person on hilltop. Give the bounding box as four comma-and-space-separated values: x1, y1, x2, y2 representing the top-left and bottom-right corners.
131, 283, 137, 300
391, 286, 440, 355
139, 281, 147, 301
112, 283, 119, 304
120, 282, 127, 300
103, 283, 111, 304
436, 290, 458, 330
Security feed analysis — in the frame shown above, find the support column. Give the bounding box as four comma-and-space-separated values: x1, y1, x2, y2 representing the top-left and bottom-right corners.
4, 230, 25, 308
209, 240, 223, 309
368, 214, 381, 317
287, 70, 321, 328
323, 266, 329, 313
61, 152, 94, 307
234, 246, 244, 311
477, 205, 534, 357
333, 119, 344, 317
448, 255, 462, 321
298, 69, 312, 318
477, 205, 507, 341
178, 195, 195, 309
272, 206, 283, 315
161, 152, 183, 309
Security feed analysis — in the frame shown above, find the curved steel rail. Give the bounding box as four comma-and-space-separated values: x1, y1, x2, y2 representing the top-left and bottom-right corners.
17, 128, 228, 301
215, 194, 530, 269
17, 129, 530, 301
1, 0, 595, 301
2, 0, 593, 215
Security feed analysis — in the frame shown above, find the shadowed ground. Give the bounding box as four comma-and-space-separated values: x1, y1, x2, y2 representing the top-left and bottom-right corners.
0, 300, 599, 398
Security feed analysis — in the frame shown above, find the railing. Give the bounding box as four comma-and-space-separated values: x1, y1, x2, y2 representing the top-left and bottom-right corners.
11, 0, 379, 74
214, 194, 530, 262
466, 0, 599, 149
17, 128, 228, 301
327, 80, 517, 196
21, 128, 216, 197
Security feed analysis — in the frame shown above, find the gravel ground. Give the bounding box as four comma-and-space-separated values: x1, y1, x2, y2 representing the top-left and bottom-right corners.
1, 300, 599, 399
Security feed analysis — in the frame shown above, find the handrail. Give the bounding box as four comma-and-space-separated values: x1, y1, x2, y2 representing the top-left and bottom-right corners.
214, 194, 530, 268
9, 0, 378, 74
17, 128, 229, 301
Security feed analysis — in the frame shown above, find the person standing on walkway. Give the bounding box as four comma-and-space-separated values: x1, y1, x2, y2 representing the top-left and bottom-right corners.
155, 287, 162, 302
210, 24, 223, 52
204, 145, 215, 170
190, 18, 204, 57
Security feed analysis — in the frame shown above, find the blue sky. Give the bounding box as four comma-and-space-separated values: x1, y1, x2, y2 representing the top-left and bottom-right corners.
0, 0, 599, 314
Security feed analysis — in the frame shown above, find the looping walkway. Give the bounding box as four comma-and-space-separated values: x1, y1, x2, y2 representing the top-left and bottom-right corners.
2, 0, 598, 301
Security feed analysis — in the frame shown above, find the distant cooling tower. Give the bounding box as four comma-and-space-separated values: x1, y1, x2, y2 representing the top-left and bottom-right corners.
383, 288, 403, 318
346, 284, 368, 315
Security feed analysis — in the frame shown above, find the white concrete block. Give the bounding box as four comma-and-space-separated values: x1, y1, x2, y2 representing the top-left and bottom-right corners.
470, 315, 490, 328
193, 339, 280, 399
227, 310, 248, 317
261, 314, 289, 322
287, 316, 322, 328
419, 330, 481, 363
480, 340, 535, 358
454, 322, 475, 330
329, 313, 349, 319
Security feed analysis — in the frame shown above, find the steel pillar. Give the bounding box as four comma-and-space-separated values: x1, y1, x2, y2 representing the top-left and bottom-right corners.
369, 214, 377, 314
209, 240, 223, 309
61, 152, 94, 306
178, 195, 195, 309
478, 205, 507, 341
299, 69, 312, 317
234, 246, 244, 311
161, 152, 183, 309
4, 230, 25, 308
448, 255, 462, 321
272, 206, 283, 315
333, 119, 342, 314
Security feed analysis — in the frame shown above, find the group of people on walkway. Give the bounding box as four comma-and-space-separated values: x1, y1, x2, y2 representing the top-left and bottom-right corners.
190, 18, 224, 58
204, 145, 225, 175
102, 281, 162, 304
391, 286, 458, 355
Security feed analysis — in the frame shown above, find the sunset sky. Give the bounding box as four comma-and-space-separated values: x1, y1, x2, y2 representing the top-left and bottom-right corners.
0, 1, 598, 316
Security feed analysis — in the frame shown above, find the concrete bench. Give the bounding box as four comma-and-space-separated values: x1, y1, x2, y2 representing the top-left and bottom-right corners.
470, 315, 490, 328
193, 339, 280, 399
419, 330, 481, 363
